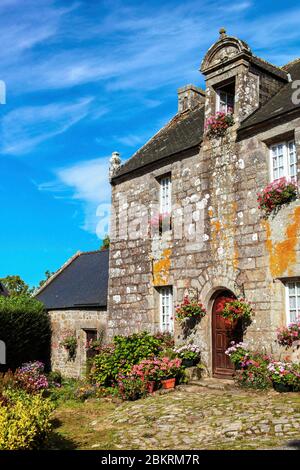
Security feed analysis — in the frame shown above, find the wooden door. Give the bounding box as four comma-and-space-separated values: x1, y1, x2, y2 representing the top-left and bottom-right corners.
212, 292, 241, 378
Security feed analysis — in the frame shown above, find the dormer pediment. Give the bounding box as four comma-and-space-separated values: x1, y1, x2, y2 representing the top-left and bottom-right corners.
201, 30, 252, 75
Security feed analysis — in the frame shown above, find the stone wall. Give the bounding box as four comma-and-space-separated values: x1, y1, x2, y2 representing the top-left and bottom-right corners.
50, 308, 107, 378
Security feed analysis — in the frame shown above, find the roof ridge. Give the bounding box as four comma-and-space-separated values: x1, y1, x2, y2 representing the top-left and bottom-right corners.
282, 57, 300, 70
80, 249, 108, 255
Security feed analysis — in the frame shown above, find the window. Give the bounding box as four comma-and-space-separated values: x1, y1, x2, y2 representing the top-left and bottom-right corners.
285, 281, 300, 324
159, 286, 173, 333
159, 175, 172, 214
158, 175, 172, 233
85, 329, 98, 360
270, 141, 297, 181
216, 81, 235, 114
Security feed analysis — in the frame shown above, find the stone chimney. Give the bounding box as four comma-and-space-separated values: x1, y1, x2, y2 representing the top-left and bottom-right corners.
109, 151, 121, 181
177, 84, 205, 113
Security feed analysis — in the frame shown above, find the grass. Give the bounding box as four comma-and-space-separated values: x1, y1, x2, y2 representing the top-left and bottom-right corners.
47, 398, 119, 450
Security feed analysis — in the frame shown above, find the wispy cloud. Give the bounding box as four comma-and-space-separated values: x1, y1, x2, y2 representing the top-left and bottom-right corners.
1, 97, 94, 155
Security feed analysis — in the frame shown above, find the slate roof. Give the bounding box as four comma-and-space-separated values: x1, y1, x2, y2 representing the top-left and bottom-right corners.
239, 59, 300, 131
112, 105, 205, 180
36, 250, 109, 309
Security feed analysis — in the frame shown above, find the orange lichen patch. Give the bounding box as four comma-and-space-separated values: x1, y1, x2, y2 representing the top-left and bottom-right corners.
212, 219, 221, 233
264, 206, 300, 277
153, 249, 171, 286
208, 207, 213, 218
233, 243, 239, 270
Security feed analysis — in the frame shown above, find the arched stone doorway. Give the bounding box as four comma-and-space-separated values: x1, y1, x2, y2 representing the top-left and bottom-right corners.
212, 289, 242, 378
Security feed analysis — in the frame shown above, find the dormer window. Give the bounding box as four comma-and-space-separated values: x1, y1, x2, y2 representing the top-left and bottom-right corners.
216, 81, 235, 114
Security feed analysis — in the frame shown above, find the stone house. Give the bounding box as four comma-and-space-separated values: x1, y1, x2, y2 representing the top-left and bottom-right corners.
36, 250, 109, 377
108, 29, 300, 378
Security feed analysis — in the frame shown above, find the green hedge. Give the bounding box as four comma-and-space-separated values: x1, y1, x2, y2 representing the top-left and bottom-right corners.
0, 295, 51, 371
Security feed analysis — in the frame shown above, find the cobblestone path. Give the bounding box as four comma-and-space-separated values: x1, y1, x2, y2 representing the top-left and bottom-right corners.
104, 385, 300, 450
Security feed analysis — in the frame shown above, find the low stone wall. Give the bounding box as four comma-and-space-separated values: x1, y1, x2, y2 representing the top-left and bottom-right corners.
49, 308, 107, 378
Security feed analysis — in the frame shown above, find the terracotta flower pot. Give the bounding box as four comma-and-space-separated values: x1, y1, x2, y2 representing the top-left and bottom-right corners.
146, 381, 156, 394
161, 378, 176, 390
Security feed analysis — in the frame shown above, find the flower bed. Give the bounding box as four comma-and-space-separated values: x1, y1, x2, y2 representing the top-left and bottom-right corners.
176, 296, 206, 324
205, 111, 234, 138
277, 321, 300, 348
15, 361, 49, 393
257, 177, 298, 217
226, 342, 300, 392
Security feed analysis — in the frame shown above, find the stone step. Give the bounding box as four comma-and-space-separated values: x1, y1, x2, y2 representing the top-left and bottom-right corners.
188, 378, 236, 391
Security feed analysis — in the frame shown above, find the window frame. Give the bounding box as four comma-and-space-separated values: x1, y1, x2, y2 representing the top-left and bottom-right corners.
269, 140, 297, 182
285, 281, 300, 325
159, 174, 172, 215
159, 286, 174, 333
216, 85, 235, 114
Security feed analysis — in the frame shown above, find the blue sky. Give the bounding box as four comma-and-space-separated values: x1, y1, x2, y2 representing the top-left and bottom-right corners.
0, 0, 300, 287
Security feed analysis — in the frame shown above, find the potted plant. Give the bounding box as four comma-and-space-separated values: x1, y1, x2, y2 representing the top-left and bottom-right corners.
131, 359, 162, 394
217, 297, 253, 327
61, 334, 77, 360
277, 321, 300, 348
174, 344, 201, 367
205, 111, 234, 139
257, 177, 298, 218
158, 357, 182, 389
176, 296, 206, 324
267, 361, 300, 393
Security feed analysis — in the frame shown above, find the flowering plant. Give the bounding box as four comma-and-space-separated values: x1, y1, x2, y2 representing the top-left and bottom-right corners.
85, 339, 102, 353
174, 344, 201, 362
205, 111, 234, 138
257, 177, 298, 217
267, 361, 300, 391
225, 341, 249, 366
131, 358, 162, 382
176, 296, 206, 323
61, 334, 77, 360
117, 375, 147, 401
14, 361, 49, 394
277, 321, 300, 348
217, 297, 253, 325
156, 357, 183, 380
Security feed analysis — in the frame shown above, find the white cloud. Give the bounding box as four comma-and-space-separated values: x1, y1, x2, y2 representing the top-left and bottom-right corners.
1, 97, 94, 155
39, 157, 112, 239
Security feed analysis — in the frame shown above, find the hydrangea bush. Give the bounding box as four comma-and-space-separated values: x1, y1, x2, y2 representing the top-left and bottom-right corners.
257, 177, 298, 217
174, 344, 201, 362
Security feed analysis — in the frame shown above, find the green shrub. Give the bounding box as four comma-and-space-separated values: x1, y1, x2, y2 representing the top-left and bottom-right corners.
0, 389, 54, 449
90, 331, 172, 386
0, 295, 51, 371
